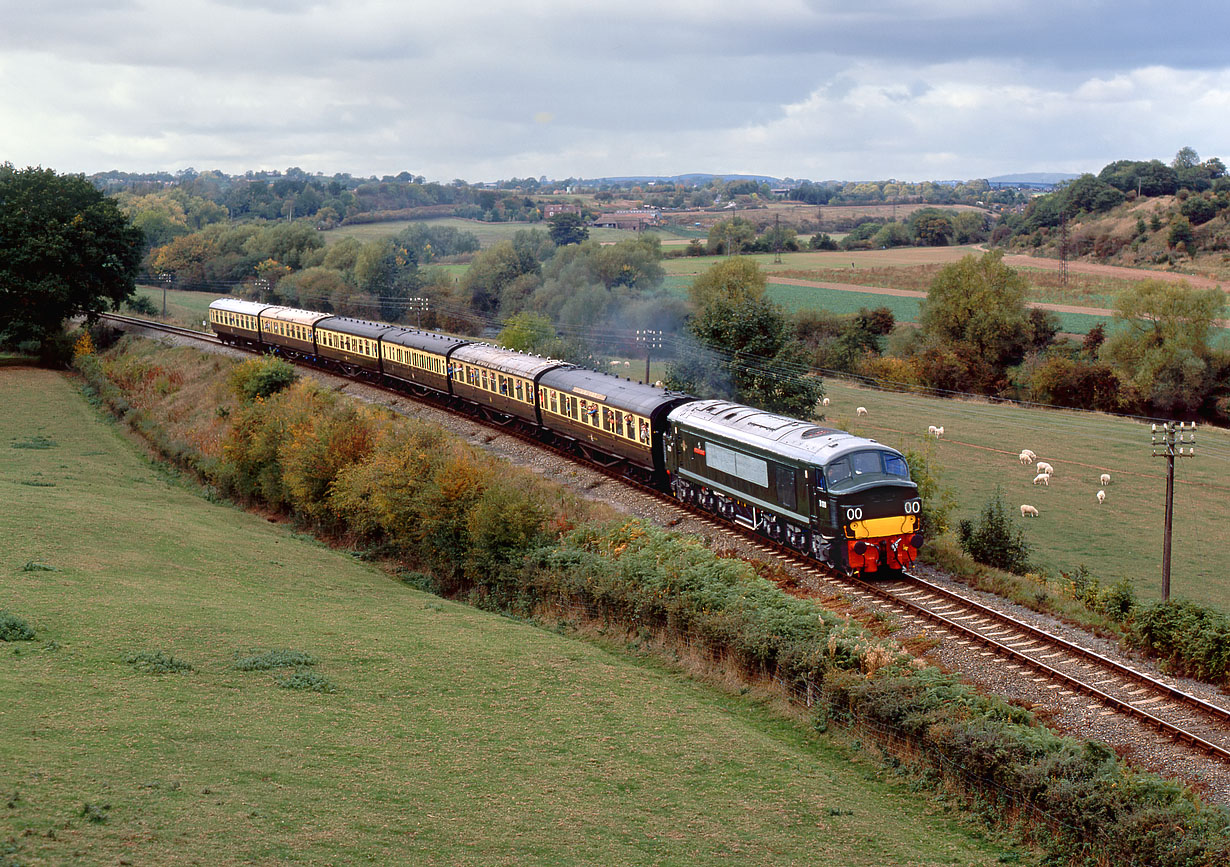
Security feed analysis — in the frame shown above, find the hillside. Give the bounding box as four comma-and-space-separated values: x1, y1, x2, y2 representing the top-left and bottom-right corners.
1008, 194, 1230, 283
0, 367, 1018, 866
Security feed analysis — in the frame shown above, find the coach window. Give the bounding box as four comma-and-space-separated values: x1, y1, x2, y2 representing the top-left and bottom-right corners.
639, 419, 650, 444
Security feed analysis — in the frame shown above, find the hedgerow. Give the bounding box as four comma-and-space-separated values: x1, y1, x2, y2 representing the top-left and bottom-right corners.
79, 337, 1230, 865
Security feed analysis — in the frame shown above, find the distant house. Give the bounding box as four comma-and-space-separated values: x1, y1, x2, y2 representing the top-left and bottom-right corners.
592, 210, 660, 230
543, 203, 582, 219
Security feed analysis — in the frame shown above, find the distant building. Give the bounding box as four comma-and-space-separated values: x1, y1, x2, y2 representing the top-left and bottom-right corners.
543, 203, 582, 219
592, 209, 660, 230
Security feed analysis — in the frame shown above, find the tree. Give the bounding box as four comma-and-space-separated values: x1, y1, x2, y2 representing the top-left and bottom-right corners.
918, 251, 1029, 389
706, 217, 756, 255
687, 256, 766, 310
911, 213, 954, 246
0, 164, 144, 346
1100, 279, 1226, 413
498, 311, 556, 353
670, 259, 823, 417
547, 212, 589, 246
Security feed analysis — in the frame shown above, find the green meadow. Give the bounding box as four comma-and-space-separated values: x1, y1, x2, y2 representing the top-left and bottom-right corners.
818, 378, 1230, 608
0, 367, 1019, 866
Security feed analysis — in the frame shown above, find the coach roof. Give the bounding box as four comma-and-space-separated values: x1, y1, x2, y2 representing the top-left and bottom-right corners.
315, 316, 396, 340
209, 298, 271, 317
539, 367, 692, 416
381, 327, 471, 354
451, 343, 569, 379
668, 399, 898, 466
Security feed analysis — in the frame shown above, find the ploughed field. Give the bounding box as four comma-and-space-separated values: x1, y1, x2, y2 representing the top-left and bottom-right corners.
0, 367, 1015, 866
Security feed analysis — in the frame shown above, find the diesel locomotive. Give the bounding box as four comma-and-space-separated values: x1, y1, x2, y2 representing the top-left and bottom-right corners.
209, 298, 922, 575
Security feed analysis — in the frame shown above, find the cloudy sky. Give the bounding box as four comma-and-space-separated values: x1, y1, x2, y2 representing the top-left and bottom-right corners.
2, 1, 1227, 183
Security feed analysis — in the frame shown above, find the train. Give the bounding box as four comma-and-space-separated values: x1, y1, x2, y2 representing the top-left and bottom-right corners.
209, 298, 923, 576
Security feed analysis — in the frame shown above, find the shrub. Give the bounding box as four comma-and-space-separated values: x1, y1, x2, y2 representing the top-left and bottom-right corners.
125, 650, 193, 673
0, 612, 35, 641
276, 670, 336, 693
227, 354, 298, 402
1131, 599, 1230, 683
957, 490, 1031, 574
233, 649, 317, 671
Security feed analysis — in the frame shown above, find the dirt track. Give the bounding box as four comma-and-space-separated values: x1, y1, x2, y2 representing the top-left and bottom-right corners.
995, 252, 1224, 290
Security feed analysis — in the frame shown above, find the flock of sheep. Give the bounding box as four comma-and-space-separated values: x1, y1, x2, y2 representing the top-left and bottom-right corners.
837, 400, 1114, 521
1016, 449, 1111, 517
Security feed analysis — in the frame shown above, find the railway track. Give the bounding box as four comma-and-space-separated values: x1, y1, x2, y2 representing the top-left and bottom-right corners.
107, 313, 1230, 766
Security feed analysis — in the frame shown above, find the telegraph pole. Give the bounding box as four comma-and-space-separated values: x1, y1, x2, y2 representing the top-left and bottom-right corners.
636, 329, 663, 384
773, 214, 783, 264
1151, 421, 1197, 601
408, 296, 430, 329
1059, 212, 1069, 287
159, 272, 173, 317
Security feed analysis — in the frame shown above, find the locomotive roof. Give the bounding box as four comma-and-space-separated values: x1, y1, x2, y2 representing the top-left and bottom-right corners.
209, 298, 271, 316
315, 316, 397, 339
668, 399, 900, 466
451, 343, 570, 379
381, 327, 471, 354
539, 366, 693, 416
260, 306, 334, 326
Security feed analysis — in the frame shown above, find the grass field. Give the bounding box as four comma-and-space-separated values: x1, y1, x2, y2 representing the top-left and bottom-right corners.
0, 367, 1019, 866
132, 284, 216, 331
817, 379, 1230, 608
322, 217, 641, 248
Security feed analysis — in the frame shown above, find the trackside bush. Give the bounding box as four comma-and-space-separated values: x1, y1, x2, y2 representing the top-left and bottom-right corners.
228, 355, 298, 401
958, 489, 1031, 574
1132, 599, 1230, 684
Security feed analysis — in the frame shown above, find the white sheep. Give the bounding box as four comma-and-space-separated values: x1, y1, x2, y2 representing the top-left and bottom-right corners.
1096, 490, 1106, 504
856, 406, 868, 417
1100, 473, 1111, 486
927, 425, 938, 436
1032, 473, 1050, 486
821, 397, 830, 407
1018, 450, 1034, 465
1036, 461, 1054, 475
1020, 504, 1039, 517
934, 425, 944, 438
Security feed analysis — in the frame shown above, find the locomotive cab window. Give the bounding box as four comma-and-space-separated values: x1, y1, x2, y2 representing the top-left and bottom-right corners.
825, 450, 910, 493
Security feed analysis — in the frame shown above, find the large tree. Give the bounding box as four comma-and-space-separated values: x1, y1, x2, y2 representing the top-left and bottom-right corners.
0, 164, 143, 345
1100, 279, 1226, 413
918, 250, 1029, 390
670, 258, 823, 417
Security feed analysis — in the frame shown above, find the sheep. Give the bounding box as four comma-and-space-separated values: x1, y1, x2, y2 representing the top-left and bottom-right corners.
927, 425, 938, 436
1036, 461, 1054, 476
1032, 473, 1050, 486
1020, 505, 1039, 517
1018, 450, 1035, 465
1096, 490, 1106, 504
821, 397, 830, 407
856, 406, 868, 417
934, 425, 944, 438
1100, 473, 1111, 486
